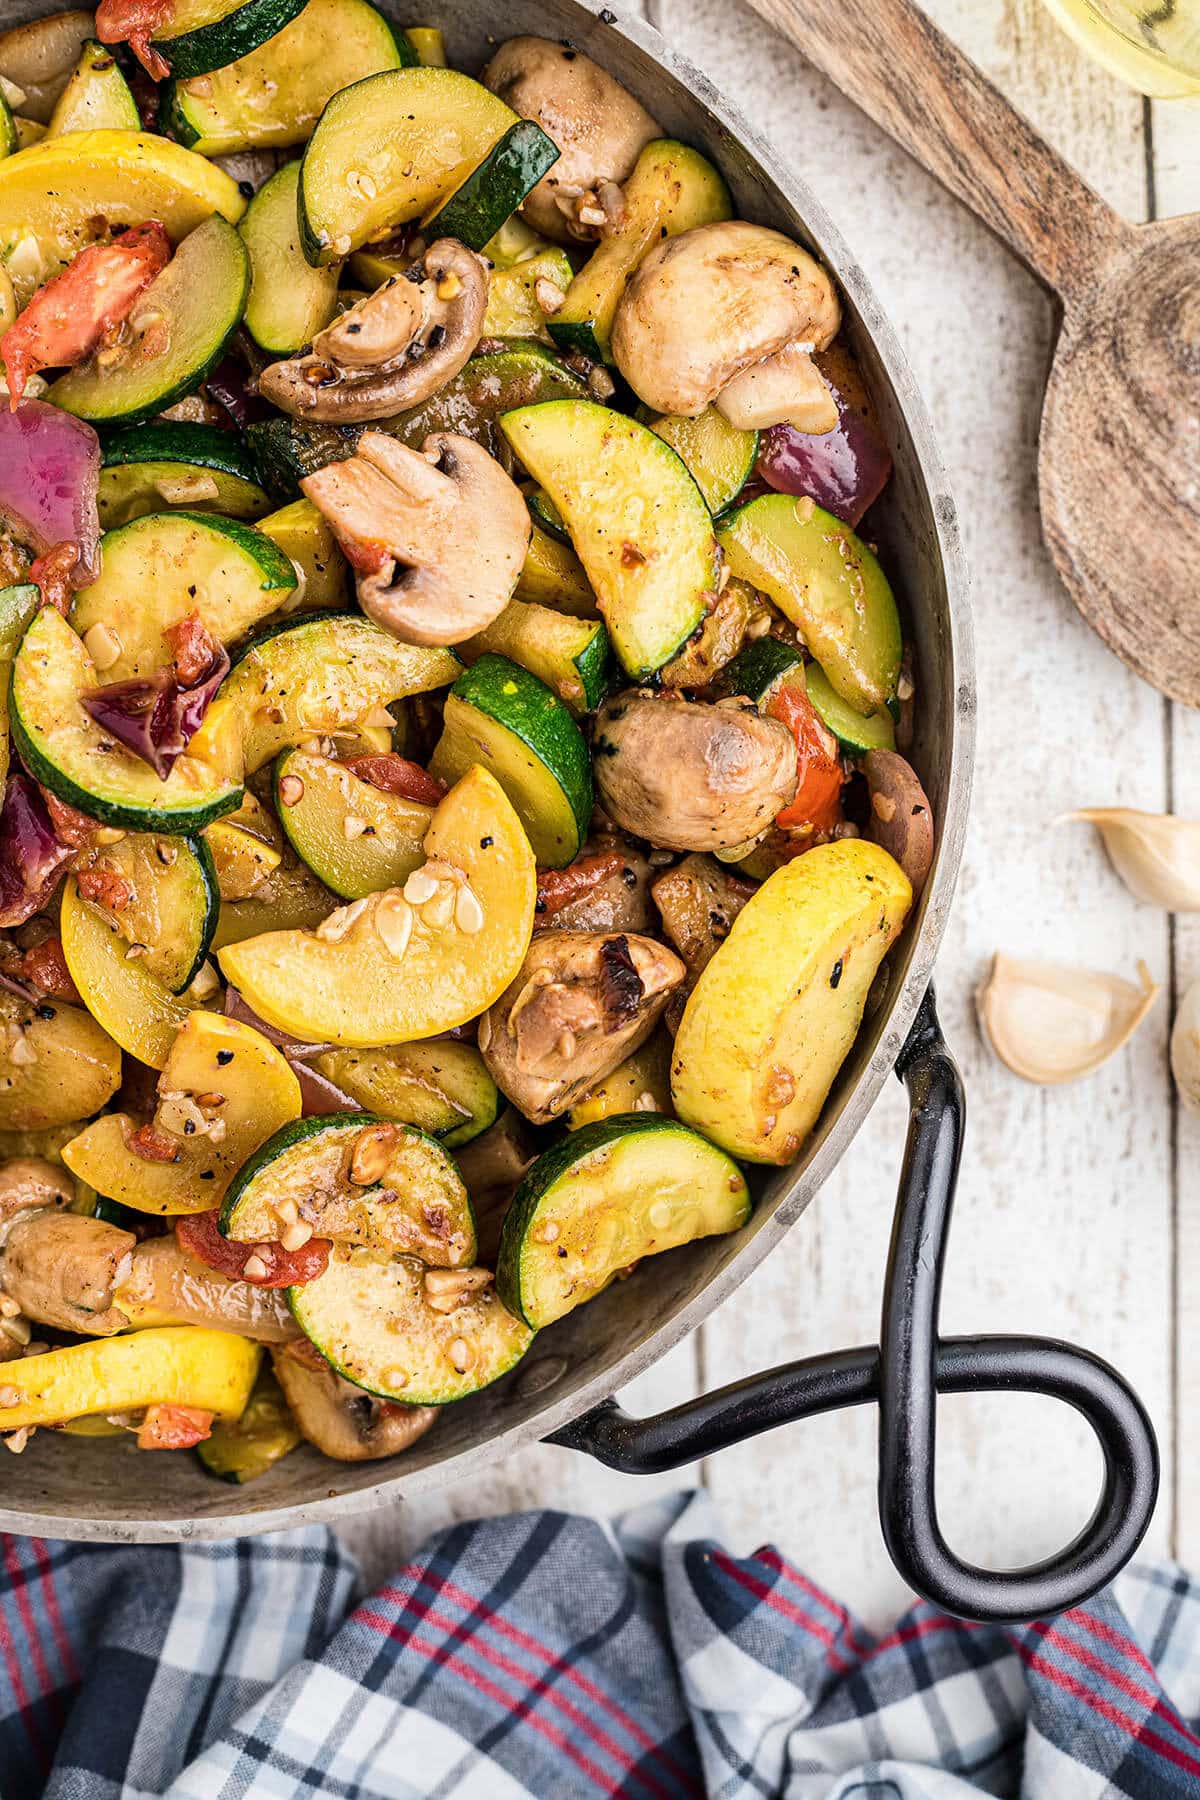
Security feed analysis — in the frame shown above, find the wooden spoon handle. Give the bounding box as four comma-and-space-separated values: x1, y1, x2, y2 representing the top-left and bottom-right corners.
739, 0, 1132, 298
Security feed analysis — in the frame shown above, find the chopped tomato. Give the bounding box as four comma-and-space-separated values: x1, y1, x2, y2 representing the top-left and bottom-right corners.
15, 936, 79, 1002
30, 543, 80, 615
339, 536, 391, 577
75, 861, 133, 912
40, 790, 97, 851
128, 1122, 182, 1164
347, 754, 446, 807
137, 1404, 214, 1450
176, 1209, 332, 1288
0, 222, 171, 407
164, 612, 219, 686
535, 850, 627, 919
95, 0, 174, 80
765, 676, 846, 837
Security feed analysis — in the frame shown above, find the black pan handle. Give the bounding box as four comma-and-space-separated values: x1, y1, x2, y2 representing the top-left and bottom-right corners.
549, 987, 1159, 1623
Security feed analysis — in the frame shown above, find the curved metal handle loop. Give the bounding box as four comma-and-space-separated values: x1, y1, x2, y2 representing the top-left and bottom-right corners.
550, 987, 1159, 1623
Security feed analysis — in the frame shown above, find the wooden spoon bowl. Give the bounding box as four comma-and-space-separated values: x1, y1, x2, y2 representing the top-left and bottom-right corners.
742, 0, 1200, 705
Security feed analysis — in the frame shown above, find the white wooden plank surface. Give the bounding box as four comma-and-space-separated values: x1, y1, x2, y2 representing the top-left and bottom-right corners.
340, 3, 1197, 1623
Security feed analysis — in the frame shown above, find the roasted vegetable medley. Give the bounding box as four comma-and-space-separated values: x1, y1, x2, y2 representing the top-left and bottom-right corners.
0, 6, 934, 1478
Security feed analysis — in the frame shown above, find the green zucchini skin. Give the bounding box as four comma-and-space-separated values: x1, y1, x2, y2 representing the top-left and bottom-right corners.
177, 834, 220, 992
423, 119, 560, 251
496, 1114, 751, 1329
100, 422, 262, 484
803, 663, 896, 755
430, 654, 593, 869
724, 636, 805, 704
157, 0, 309, 79
246, 418, 357, 503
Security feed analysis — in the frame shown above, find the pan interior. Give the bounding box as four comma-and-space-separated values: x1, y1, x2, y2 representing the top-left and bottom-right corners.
0, 0, 973, 1538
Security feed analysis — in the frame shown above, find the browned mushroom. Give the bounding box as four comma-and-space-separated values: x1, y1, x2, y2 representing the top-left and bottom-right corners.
301, 429, 530, 646
3, 1211, 134, 1336
533, 840, 655, 934
272, 1344, 438, 1461
0, 10, 92, 120
478, 930, 685, 1123
258, 240, 487, 423
651, 853, 757, 984
452, 1108, 537, 1264
116, 1235, 300, 1343
610, 221, 841, 430
482, 37, 660, 244
593, 690, 798, 852
0, 1156, 73, 1223
863, 749, 935, 898
659, 579, 761, 690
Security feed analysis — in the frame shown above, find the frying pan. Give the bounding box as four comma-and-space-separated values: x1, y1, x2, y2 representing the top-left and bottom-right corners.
0, 0, 1159, 1624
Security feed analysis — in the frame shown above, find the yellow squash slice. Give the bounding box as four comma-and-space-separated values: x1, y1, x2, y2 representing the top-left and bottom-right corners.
0, 987, 121, 1130
0, 1327, 260, 1430
59, 874, 208, 1069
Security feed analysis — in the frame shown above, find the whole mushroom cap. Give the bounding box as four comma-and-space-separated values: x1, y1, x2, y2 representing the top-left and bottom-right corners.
482, 35, 661, 243
610, 219, 841, 417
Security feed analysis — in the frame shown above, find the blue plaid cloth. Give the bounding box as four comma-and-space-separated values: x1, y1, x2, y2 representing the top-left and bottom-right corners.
1, 1491, 1199, 1797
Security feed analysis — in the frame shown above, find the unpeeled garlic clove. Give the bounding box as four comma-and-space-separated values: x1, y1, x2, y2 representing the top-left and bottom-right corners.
1171, 980, 1200, 1114
1060, 808, 1200, 911
976, 952, 1160, 1085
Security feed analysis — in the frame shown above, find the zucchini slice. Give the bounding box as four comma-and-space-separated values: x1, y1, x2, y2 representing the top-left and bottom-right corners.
196, 1366, 300, 1482
647, 408, 758, 516
275, 748, 432, 900
222, 1112, 475, 1265
501, 401, 721, 680
241, 159, 339, 355
10, 607, 243, 835
313, 1041, 498, 1149
62, 1009, 302, 1213
246, 417, 356, 503
152, 0, 308, 79
82, 831, 219, 992
516, 520, 597, 618
0, 1327, 261, 1431
804, 662, 895, 755
462, 598, 610, 717
211, 848, 335, 948
429, 655, 592, 868
404, 24, 443, 65
289, 1248, 532, 1404
497, 1115, 750, 1328
99, 423, 271, 527
297, 66, 517, 265
162, 0, 412, 156
723, 634, 805, 706
388, 343, 587, 458
0, 581, 39, 792
525, 486, 569, 544
59, 874, 210, 1068
423, 119, 559, 252
204, 790, 283, 900
719, 494, 903, 714
71, 511, 296, 681
217, 765, 535, 1046
221, 614, 460, 773
49, 214, 250, 427
482, 247, 572, 339
46, 40, 138, 135
549, 141, 732, 363
0, 129, 245, 304
256, 498, 349, 610
0, 94, 16, 161
0, 987, 121, 1131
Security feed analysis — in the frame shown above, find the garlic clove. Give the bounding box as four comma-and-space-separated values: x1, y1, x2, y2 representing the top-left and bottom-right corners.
1060, 808, 1200, 911
1171, 979, 1200, 1115
976, 953, 1160, 1085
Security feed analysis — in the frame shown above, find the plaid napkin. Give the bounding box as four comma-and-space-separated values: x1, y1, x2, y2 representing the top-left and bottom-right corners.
2, 1491, 1199, 1799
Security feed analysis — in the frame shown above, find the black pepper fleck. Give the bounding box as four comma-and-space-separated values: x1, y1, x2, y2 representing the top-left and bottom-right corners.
35, 1003, 56, 1020
216, 1049, 234, 1065
830, 959, 843, 989
480, 836, 493, 848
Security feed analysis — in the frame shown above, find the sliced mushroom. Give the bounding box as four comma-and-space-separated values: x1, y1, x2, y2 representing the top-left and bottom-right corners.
534, 840, 654, 934
258, 239, 487, 423
0, 1156, 74, 1230
478, 929, 685, 1123
594, 690, 798, 852
0, 10, 92, 120
482, 36, 660, 244
272, 1345, 438, 1461
863, 749, 935, 898
117, 1235, 299, 1343
301, 429, 530, 646
651, 853, 756, 984
3, 1211, 134, 1335
610, 221, 841, 429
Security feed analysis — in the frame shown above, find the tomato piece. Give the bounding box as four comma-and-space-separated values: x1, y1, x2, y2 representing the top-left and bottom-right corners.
137, 1404, 214, 1450
346, 754, 446, 807
164, 612, 220, 686
765, 676, 846, 836
535, 850, 627, 920
30, 543, 79, 616
176, 1209, 331, 1288
129, 1122, 183, 1164
95, 0, 174, 79
0, 222, 171, 407
14, 936, 80, 1003
75, 860, 134, 912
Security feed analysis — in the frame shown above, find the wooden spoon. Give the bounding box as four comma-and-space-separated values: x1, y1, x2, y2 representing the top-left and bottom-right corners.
740, 0, 1200, 706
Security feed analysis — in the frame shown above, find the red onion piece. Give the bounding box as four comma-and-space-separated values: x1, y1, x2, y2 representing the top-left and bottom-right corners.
755, 375, 892, 528
82, 644, 229, 779
205, 355, 272, 429
0, 401, 100, 582
223, 986, 332, 1059
0, 773, 73, 927
289, 1058, 363, 1117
